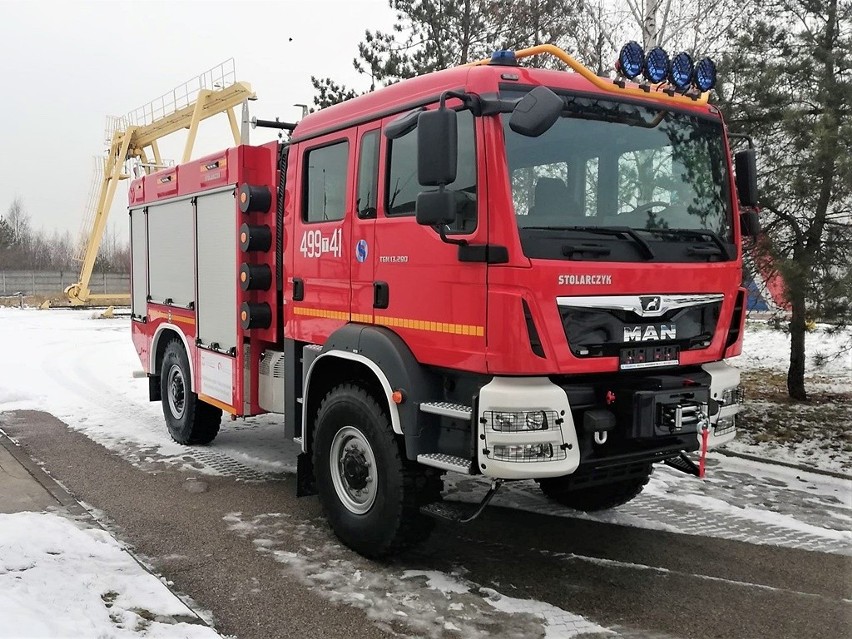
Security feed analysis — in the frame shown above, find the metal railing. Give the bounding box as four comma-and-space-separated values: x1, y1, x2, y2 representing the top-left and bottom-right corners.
123, 59, 237, 128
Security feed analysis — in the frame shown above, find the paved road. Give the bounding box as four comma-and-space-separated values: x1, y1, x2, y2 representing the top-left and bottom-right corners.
3, 410, 850, 639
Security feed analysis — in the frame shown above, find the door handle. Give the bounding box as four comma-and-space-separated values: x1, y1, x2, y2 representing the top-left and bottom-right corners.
373, 281, 389, 309
292, 277, 305, 301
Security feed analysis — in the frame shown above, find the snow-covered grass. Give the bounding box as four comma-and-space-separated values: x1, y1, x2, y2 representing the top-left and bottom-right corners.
730, 321, 852, 473
0, 512, 219, 639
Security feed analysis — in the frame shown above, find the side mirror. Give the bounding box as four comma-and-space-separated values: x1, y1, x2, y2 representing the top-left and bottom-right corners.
417, 109, 458, 186
416, 190, 456, 226
740, 208, 760, 238
734, 149, 758, 207
509, 86, 563, 137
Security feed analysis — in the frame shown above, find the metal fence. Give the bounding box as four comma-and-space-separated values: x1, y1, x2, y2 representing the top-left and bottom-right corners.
0, 271, 129, 296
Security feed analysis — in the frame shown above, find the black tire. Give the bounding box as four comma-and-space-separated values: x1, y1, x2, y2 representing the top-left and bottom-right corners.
160, 340, 222, 445
313, 383, 441, 558
537, 467, 653, 512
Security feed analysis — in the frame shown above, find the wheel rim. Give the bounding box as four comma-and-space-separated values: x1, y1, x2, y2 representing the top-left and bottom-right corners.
329, 426, 377, 515
167, 363, 186, 419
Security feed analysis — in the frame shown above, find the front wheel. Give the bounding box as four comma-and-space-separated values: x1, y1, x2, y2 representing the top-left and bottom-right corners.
313, 384, 440, 558
160, 340, 222, 445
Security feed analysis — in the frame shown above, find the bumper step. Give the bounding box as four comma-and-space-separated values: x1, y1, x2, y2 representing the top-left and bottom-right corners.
417, 453, 473, 474
419, 401, 472, 420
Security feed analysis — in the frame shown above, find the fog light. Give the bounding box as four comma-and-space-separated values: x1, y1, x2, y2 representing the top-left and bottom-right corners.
714, 415, 736, 436
492, 443, 554, 461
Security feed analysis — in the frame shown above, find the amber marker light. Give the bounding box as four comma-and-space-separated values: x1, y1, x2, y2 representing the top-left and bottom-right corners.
391, 390, 404, 404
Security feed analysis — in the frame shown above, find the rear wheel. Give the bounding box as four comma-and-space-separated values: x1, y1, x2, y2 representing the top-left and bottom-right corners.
160, 340, 222, 445
313, 383, 441, 558
537, 466, 653, 512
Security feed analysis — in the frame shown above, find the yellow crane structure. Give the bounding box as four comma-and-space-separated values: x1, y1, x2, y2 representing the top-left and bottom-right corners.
66, 60, 255, 305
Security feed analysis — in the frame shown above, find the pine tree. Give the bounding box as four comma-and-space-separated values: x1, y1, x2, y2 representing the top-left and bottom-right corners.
720, 0, 852, 399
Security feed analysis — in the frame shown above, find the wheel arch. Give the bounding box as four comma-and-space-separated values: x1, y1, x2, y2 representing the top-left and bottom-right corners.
150, 323, 195, 390
301, 324, 439, 455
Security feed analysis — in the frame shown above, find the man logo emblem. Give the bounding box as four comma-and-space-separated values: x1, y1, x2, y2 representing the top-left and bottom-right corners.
640, 296, 661, 313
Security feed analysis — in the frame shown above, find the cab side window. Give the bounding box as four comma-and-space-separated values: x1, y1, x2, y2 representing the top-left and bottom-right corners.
356, 130, 380, 219
386, 109, 477, 233
303, 141, 349, 223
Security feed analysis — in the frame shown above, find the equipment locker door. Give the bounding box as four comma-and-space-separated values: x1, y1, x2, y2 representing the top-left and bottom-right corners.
289, 132, 355, 343
372, 108, 487, 369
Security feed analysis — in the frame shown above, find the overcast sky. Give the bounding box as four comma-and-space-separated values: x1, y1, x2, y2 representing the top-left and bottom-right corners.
0, 0, 395, 241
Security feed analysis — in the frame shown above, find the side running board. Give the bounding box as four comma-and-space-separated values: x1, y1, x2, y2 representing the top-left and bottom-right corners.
417, 453, 473, 474
419, 401, 472, 420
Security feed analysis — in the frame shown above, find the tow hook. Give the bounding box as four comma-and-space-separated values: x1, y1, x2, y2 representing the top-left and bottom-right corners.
420, 479, 504, 524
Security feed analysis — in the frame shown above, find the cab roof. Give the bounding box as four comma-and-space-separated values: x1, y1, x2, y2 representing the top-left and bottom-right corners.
292, 60, 717, 143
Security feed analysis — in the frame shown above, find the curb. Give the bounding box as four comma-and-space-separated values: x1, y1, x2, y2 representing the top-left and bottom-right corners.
716, 448, 852, 481
0, 429, 219, 634
0, 429, 90, 519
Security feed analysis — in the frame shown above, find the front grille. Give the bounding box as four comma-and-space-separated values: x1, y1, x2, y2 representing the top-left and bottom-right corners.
560, 302, 721, 357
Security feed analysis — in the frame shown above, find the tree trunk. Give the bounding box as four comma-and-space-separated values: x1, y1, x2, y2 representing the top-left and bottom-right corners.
787, 286, 808, 400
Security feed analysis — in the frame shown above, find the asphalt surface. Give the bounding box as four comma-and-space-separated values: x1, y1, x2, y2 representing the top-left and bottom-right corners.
3, 409, 851, 639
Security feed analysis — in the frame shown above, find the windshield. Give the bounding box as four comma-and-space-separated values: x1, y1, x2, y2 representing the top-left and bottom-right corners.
502, 93, 733, 256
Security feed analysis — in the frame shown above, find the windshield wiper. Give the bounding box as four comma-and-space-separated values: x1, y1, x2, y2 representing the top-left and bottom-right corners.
524, 225, 655, 260
647, 228, 733, 260
571, 226, 656, 260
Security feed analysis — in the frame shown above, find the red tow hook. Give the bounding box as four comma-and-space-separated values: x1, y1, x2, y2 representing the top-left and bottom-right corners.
698, 424, 710, 479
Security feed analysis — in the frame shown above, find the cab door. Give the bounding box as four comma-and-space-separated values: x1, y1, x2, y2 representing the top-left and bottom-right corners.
372, 108, 487, 370
289, 132, 354, 344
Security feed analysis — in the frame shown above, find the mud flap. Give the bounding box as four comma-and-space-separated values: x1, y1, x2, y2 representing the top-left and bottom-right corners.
296, 452, 317, 497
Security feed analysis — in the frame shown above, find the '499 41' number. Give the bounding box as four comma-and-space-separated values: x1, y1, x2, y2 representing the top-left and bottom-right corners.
299, 228, 342, 259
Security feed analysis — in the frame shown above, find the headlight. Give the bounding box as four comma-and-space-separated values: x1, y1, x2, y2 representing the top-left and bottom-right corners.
488, 410, 554, 432
721, 386, 744, 406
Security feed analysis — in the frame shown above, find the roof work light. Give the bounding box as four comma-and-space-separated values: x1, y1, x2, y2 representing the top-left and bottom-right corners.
669, 52, 694, 91
694, 57, 717, 91
644, 47, 669, 83
617, 41, 644, 79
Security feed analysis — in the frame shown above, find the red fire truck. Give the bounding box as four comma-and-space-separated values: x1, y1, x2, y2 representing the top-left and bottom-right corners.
129, 44, 758, 557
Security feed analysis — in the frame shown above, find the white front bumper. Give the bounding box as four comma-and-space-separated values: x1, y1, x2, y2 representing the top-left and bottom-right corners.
477, 377, 580, 480
700, 361, 742, 449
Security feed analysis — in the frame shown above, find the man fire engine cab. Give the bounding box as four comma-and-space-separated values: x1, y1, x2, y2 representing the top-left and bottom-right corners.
130, 42, 758, 557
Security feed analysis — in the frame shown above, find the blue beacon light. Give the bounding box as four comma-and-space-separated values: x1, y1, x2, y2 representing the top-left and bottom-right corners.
644, 47, 669, 84
669, 52, 694, 91
617, 41, 644, 79
694, 57, 717, 91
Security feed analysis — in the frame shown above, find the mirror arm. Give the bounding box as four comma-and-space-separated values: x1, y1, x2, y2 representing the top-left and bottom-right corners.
728, 132, 755, 150
435, 224, 468, 247
439, 90, 476, 112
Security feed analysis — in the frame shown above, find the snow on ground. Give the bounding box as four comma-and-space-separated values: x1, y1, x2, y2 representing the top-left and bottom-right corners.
223, 512, 613, 639
0, 512, 219, 639
0, 307, 297, 478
